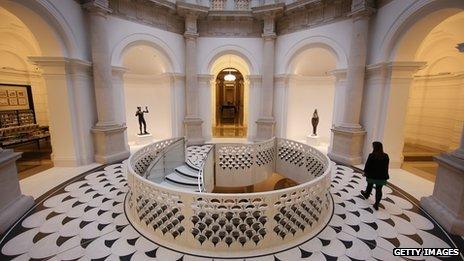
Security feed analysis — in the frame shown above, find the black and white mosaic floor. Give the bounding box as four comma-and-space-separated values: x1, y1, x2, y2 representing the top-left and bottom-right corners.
1, 162, 463, 260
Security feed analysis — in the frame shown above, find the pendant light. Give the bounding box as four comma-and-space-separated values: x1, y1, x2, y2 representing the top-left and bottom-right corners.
224, 55, 236, 81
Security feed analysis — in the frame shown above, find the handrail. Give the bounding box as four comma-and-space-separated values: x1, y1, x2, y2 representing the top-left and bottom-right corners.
128, 138, 330, 198
126, 137, 332, 256
197, 144, 215, 192
144, 137, 185, 178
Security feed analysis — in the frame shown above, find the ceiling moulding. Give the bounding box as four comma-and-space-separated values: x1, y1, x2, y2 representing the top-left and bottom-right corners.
105, 0, 356, 36
109, 0, 184, 34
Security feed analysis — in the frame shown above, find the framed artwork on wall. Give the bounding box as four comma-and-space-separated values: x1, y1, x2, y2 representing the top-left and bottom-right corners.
18, 98, 27, 105
8, 98, 18, 105
0, 84, 32, 111
8, 90, 17, 97
0, 98, 8, 106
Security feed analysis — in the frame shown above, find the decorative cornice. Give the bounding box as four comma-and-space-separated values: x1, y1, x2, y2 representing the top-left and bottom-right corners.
349, 0, 375, 19
107, 0, 353, 37
28, 56, 92, 76
82, 0, 112, 14
177, 2, 209, 17
29, 56, 92, 68
328, 68, 348, 79
0, 68, 42, 78
197, 74, 215, 82
246, 74, 262, 83
414, 71, 464, 80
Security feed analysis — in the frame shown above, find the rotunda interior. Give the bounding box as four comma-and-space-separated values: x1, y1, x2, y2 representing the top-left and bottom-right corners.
0, 0, 463, 260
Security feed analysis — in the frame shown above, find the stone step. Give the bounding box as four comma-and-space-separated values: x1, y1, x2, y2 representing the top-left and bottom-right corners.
165, 172, 198, 186
159, 181, 198, 192
175, 165, 199, 178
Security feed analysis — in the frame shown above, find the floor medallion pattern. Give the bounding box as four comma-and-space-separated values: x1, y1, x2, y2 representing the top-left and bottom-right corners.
0, 161, 463, 260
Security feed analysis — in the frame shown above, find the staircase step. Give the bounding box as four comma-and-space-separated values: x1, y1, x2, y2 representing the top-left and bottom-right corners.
175, 165, 200, 178
165, 172, 198, 186
159, 181, 198, 192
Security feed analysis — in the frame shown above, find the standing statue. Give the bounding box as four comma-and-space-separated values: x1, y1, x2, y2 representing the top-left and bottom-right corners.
311, 109, 319, 136
136, 106, 149, 135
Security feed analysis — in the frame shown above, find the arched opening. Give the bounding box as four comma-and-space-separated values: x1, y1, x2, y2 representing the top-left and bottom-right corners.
400, 12, 464, 180
0, 7, 52, 177
207, 54, 252, 140
285, 46, 337, 151
121, 43, 175, 146
213, 68, 246, 137
377, 4, 464, 177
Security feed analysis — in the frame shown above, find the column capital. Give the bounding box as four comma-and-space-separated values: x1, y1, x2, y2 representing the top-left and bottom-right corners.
29, 56, 92, 76
197, 74, 215, 83
328, 68, 347, 80
349, 0, 375, 20
365, 61, 427, 79
245, 74, 262, 83
111, 66, 127, 75
82, 0, 112, 15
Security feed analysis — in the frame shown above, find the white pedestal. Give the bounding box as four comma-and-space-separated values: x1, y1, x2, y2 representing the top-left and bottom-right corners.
135, 133, 154, 146
0, 149, 34, 233
306, 134, 320, 146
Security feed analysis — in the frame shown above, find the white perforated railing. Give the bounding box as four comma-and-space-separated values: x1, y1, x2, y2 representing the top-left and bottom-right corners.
126, 138, 332, 257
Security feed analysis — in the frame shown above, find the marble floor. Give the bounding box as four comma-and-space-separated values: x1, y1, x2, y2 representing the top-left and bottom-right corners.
2, 161, 463, 260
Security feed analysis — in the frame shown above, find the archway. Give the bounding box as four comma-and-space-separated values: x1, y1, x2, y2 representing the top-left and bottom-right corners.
0, 4, 95, 178
284, 45, 337, 150
205, 53, 253, 141
213, 68, 246, 137
376, 2, 464, 172
400, 12, 464, 180
120, 43, 176, 145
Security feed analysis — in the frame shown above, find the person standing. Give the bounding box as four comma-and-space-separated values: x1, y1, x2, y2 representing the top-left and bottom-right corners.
361, 141, 389, 210
136, 106, 149, 135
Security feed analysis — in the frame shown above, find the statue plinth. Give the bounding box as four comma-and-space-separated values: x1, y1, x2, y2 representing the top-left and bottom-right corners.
135, 133, 154, 146
306, 134, 320, 146
0, 149, 34, 233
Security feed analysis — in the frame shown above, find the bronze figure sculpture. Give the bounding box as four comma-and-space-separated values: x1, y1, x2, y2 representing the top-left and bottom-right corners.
311, 109, 319, 136
136, 106, 149, 135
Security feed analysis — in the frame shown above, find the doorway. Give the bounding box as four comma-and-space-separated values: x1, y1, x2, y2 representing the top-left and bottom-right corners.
213, 68, 247, 137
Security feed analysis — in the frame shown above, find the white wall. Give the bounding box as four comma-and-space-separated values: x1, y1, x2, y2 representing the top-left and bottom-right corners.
0, 7, 49, 126
404, 74, 464, 151
123, 74, 173, 142
275, 19, 351, 73
286, 76, 335, 143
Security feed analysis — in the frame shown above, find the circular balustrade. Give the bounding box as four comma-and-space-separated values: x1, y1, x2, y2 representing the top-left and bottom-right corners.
125, 137, 333, 258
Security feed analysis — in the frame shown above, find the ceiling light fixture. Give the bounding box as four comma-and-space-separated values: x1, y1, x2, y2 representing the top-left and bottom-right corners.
224, 55, 236, 81
224, 71, 236, 81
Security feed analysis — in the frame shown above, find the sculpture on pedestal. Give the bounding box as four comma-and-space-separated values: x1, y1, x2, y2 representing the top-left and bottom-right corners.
136, 106, 149, 135
311, 109, 319, 136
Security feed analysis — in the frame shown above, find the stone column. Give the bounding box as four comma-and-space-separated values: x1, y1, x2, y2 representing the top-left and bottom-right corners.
253, 6, 283, 141
273, 74, 290, 138
198, 74, 215, 141
84, 1, 129, 163
169, 73, 186, 137
179, 7, 207, 144
420, 45, 464, 236
0, 149, 34, 233
328, 0, 374, 165
29, 57, 96, 166
328, 69, 347, 127
246, 75, 262, 141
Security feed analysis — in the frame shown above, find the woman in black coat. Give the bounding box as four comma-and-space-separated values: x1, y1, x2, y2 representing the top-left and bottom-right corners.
361, 141, 389, 210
